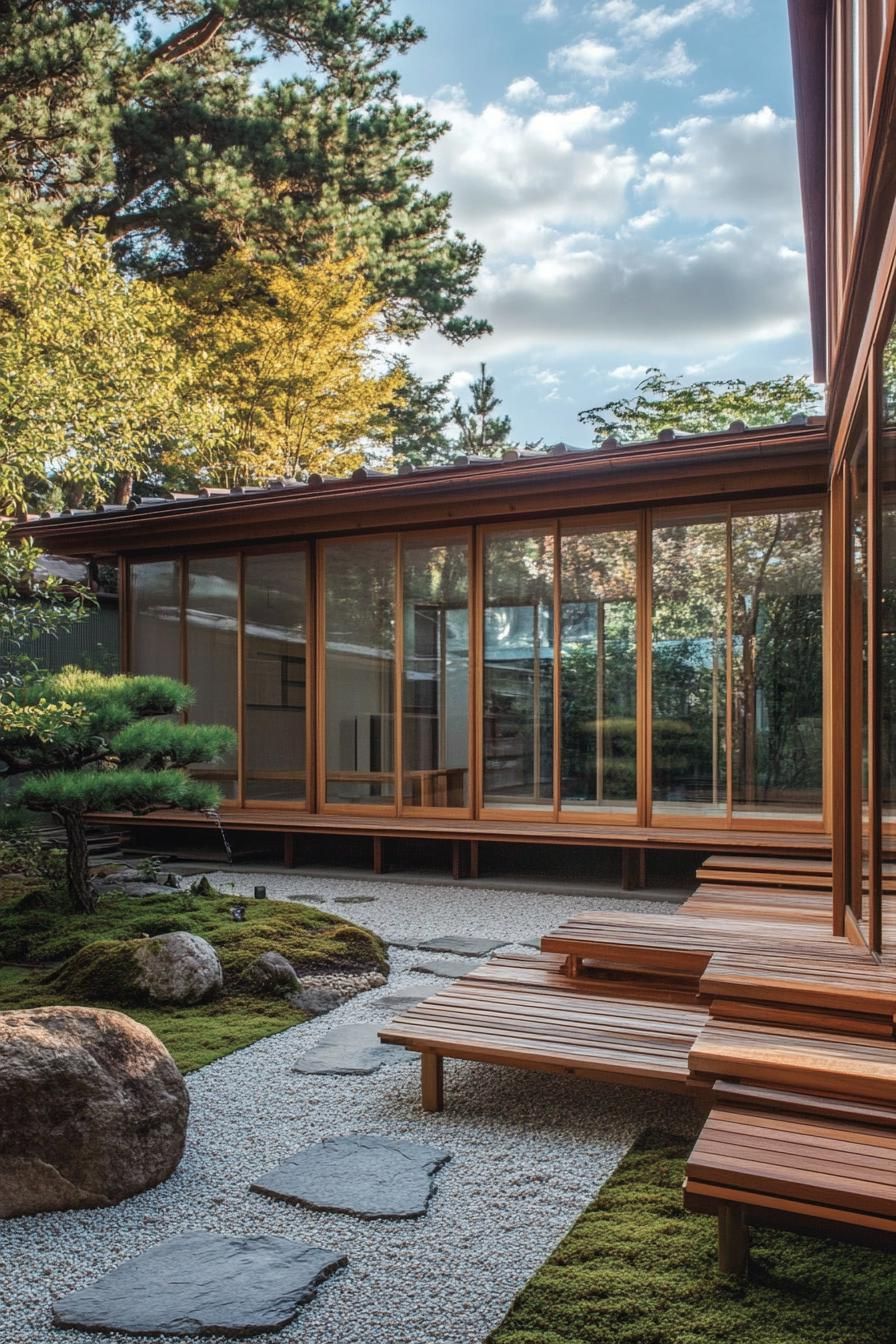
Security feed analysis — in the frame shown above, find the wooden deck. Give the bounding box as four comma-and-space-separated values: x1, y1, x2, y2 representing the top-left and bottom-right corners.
380, 851, 896, 1275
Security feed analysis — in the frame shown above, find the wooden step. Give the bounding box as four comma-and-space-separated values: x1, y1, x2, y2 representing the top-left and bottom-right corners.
700, 949, 896, 1023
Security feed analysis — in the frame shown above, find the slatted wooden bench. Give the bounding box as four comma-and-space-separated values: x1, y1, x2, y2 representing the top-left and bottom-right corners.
378, 953, 708, 1111
684, 1095, 896, 1275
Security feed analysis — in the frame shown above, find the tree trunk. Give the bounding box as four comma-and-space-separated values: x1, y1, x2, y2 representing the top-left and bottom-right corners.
59, 811, 96, 913
113, 473, 134, 505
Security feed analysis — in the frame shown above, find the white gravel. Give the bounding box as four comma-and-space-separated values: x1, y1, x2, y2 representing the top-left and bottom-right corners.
0, 875, 698, 1344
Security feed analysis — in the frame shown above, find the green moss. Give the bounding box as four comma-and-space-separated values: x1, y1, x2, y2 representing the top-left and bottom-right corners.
488, 1133, 896, 1344
0, 877, 387, 982
45, 938, 144, 1004
0, 965, 304, 1073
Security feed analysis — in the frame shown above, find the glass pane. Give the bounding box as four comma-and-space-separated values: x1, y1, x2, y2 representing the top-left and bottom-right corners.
130, 560, 181, 678
186, 556, 239, 800
731, 511, 824, 817
402, 540, 470, 809
560, 528, 637, 812
324, 538, 395, 805
881, 321, 896, 818
244, 553, 307, 802
652, 520, 727, 815
483, 529, 554, 809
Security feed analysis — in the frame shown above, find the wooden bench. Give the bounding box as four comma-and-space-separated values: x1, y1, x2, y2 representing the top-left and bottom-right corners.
684, 1098, 896, 1275
378, 953, 708, 1111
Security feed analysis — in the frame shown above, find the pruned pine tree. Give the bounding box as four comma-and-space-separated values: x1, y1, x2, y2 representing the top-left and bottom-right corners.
372, 359, 454, 467
452, 363, 513, 456
8, 671, 235, 912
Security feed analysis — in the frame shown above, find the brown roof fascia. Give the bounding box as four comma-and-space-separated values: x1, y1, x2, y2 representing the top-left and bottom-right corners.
788, 0, 828, 384
9, 424, 829, 557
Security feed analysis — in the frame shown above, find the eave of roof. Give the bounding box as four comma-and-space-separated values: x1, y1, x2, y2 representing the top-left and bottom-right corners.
9, 418, 829, 557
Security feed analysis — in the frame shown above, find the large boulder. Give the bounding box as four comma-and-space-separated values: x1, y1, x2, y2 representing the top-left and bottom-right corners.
0, 1006, 189, 1219
132, 932, 223, 1005
245, 951, 301, 995
50, 932, 223, 1007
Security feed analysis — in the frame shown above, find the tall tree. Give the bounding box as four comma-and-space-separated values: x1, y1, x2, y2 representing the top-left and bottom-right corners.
0, 0, 487, 344
0, 200, 216, 511
166, 250, 402, 486
579, 368, 822, 444
452, 362, 513, 456
372, 359, 454, 467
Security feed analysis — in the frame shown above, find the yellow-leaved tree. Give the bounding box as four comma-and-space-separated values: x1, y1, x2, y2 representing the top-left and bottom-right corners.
169, 252, 403, 486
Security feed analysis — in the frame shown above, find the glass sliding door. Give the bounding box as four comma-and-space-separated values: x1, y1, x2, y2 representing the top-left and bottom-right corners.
129, 560, 181, 678
559, 526, 637, 814
243, 552, 307, 803
881, 321, 896, 825
323, 538, 396, 806
483, 528, 554, 810
652, 519, 727, 817
731, 510, 824, 818
185, 556, 239, 799
401, 538, 470, 810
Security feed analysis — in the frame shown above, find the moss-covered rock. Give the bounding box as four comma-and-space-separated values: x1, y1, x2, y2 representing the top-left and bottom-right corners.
45, 940, 144, 1004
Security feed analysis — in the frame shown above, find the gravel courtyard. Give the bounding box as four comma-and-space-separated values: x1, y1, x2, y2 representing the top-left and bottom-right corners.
0, 874, 699, 1344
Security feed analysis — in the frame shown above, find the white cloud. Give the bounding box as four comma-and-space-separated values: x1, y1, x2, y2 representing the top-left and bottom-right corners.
428, 88, 637, 255
505, 76, 543, 103
642, 106, 800, 225
642, 38, 697, 82
448, 370, 475, 391
593, 0, 746, 40
527, 0, 560, 17
627, 207, 667, 229
549, 37, 620, 83
698, 87, 741, 106
608, 363, 650, 379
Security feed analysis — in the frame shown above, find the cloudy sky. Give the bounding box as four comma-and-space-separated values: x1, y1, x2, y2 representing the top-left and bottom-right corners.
388, 0, 811, 446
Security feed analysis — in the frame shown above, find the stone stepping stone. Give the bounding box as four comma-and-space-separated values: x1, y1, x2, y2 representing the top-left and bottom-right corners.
409, 958, 485, 979
293, 1022, 415, 1075
374, 987, 442, 1011
251, 1135, 451, 1220
51, 1231, 346, 1337
418, 935, 505, 956
333, 894, 377, 904
384, 935, 420, 949
283, 893, 327, 904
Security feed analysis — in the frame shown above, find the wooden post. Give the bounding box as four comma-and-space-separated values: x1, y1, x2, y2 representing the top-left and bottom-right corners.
372, 837, 385, 875
282, 833, 295, 868
717, 1204, 749, 1278
421, 1052, 444, 1112
451, 840, 470, 880
469, 840, 480, 880
621, 848, 646, 891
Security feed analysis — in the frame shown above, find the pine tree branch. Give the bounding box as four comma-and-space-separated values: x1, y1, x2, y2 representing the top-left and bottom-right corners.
140, 7, 228, 80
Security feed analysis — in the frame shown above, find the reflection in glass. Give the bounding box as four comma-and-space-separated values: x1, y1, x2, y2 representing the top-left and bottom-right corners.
244, 553, 307, 802
731, 511, 823, 817
483, 530, 554, 808
402, 540, 470, 809
130, 560, 181, 678
881, 319, 896, 816
186, 556, 239, 799
560, 528, 637, 811
324, 539, 395, 804
652, 520, 727, 814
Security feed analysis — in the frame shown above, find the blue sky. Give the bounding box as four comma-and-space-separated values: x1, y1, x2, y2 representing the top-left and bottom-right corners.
379, 0, 812, 446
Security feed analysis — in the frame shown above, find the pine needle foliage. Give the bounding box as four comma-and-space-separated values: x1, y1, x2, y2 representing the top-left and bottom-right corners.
9, 671, 235, 912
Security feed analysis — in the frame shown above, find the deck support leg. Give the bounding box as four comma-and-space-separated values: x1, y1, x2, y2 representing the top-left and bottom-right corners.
469, 840, 480, 880
622, 847, 646, 891
372, 837, 385, 875
717, 1204, 749, 1278
282, 833, 295, 868
451, 840, 469, 880
421, 1052, 444, 1112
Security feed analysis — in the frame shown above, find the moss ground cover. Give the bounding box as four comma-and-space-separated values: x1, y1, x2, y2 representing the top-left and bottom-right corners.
488, 1132, 896, 1344
0, 876, 387, 1072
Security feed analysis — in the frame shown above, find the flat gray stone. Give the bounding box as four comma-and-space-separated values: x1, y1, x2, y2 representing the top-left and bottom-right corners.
283, 894, 327, 904
409, 958, 485, 979
293, 1022, 414, 1075
251, 1135, 451, 1219
51, 1231, 346, 1337
333, 895, 377, 904
384, 935, 420, 949
418, 936, 504, 956
374, 988, 442, 1011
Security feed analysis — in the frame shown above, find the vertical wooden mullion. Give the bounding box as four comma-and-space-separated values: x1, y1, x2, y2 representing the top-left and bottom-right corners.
472, 525, 483, 820
180, 555, 188, 720
237, 552, 245, 807
552, 520, 561, 821
394, 534, 403, 817
830, 468, 849, 935
725, 508, 734, 824
315, 542, 327, 811
638, 510, 652, 828
119, 558, 130, 674
868, 369, 883, 953
304, 542, 316, 814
